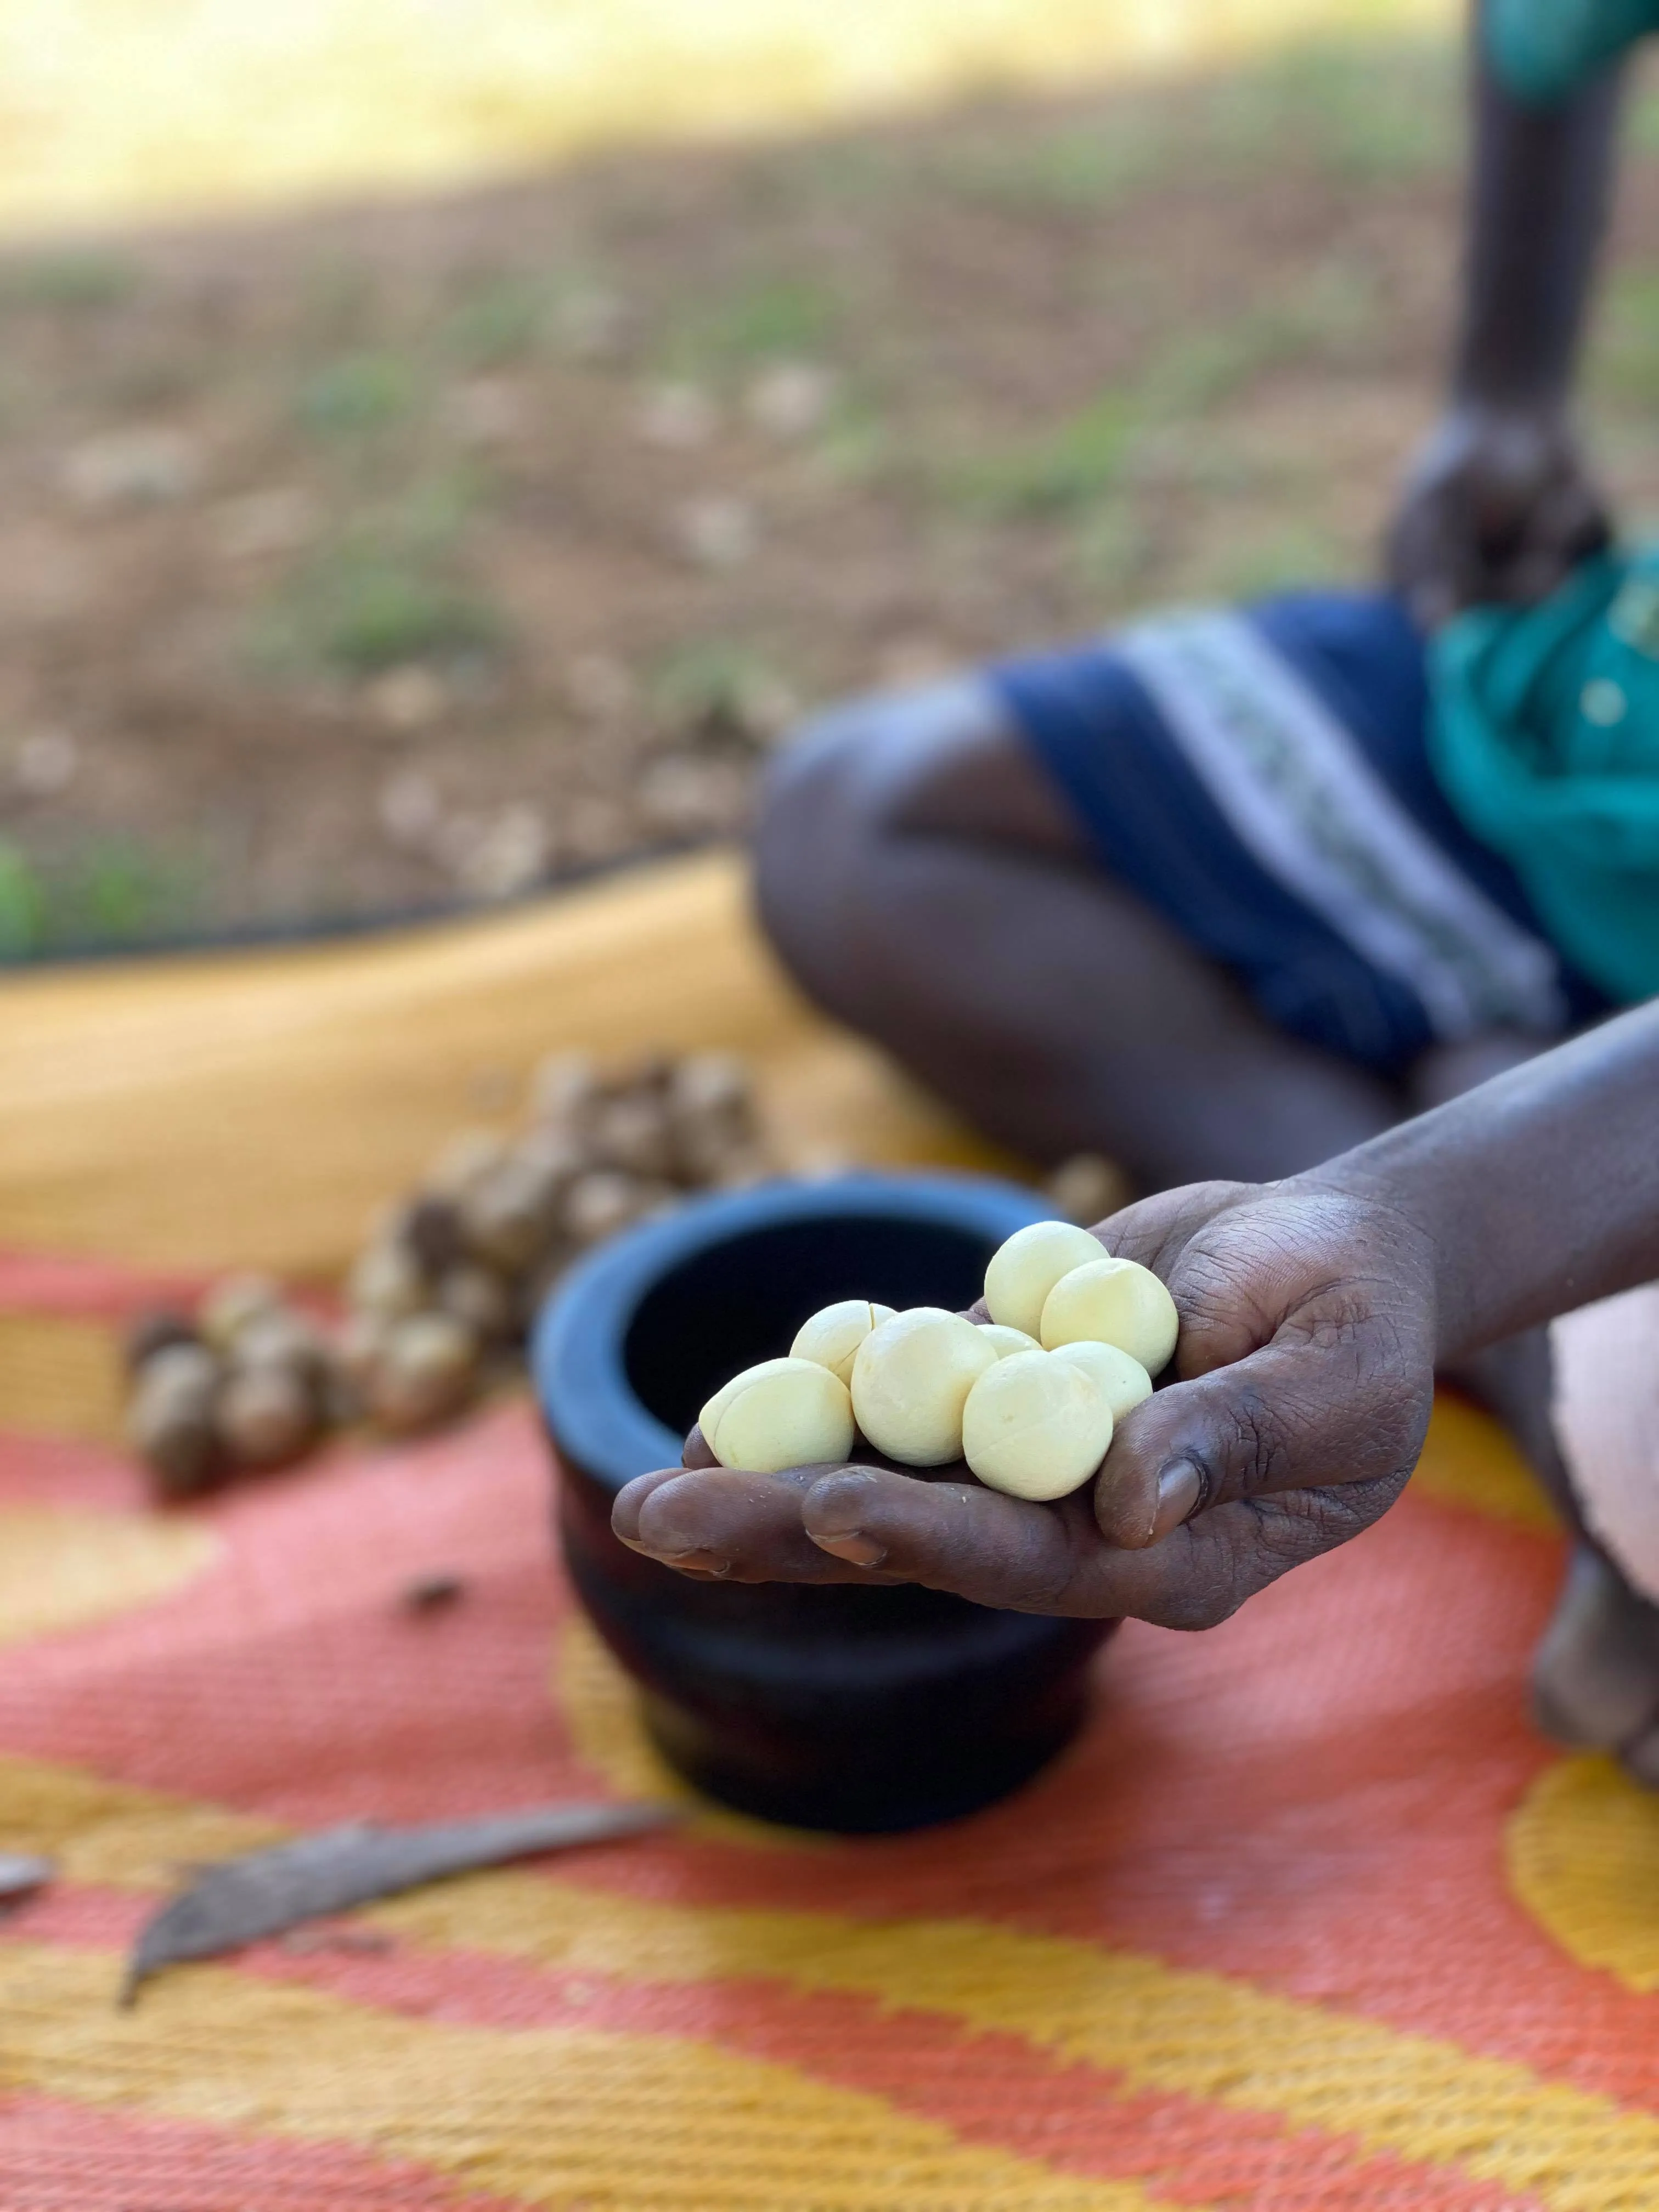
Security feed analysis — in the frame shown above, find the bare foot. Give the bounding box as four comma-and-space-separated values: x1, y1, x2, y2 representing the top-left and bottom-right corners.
1532, 1544, 1659, 1763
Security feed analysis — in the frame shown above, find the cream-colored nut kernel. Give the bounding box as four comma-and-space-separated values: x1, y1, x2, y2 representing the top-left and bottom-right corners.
983, 1220, 1105, 1338
978, 1324, 1040, 1359
1039, 1256, 1180, 1375
850, 1307, 999, 1467
702, 1357, 855, 1474
961, 1350, 1114, 1503
1049, 1339, 1153, 1420
789, 1300, 898, 1385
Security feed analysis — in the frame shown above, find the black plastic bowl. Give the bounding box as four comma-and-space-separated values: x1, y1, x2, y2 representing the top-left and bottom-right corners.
532, 1173, 1115, 1832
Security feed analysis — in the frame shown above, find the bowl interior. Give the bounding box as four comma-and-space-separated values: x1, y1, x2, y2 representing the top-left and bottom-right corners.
624, 1212, 996, 1437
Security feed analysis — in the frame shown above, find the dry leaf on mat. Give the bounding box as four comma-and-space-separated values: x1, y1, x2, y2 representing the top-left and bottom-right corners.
121, 1800, 679, 2004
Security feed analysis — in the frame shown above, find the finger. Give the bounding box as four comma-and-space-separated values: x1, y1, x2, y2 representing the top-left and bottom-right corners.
801, 1465, 1109, 1612
1091, 1329, 1429, 1549
684, 1424, 717, 1468
630, 1464, 890, 1584
612, 1467, 691, 1547
1087, 1182, 1248, 1280
799, 1463, 1401, 1624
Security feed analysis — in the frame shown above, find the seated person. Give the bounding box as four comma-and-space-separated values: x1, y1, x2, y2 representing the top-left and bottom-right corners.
622, 0, 1659, 1770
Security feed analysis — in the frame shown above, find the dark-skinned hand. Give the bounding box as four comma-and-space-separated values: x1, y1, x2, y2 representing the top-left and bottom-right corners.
1387, 401, 1611, 630
613, 1175, 1440, 1630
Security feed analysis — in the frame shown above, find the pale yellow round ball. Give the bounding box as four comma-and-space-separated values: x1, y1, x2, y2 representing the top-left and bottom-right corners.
961, 1350, 1114, 1502
1049, 1338, 1153, 1420
789, 1300, 898, 1385
703, 1357, 855, 1475
1039, 1256, 1179, 1375
978, 1323, 1041, 1359
983, 1220, 1104, 1338
851, 1307, 999, 1466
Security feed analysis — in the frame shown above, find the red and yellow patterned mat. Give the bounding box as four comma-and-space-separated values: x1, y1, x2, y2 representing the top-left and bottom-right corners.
3, 857, 1657, 2210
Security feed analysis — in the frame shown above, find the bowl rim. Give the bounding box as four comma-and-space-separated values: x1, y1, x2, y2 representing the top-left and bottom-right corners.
531, 1169, 1052, 1491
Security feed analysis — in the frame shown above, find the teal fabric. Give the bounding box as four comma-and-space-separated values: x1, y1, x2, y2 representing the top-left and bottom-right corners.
1487, 0, 1659, 102
1432, 548, 1659, 1002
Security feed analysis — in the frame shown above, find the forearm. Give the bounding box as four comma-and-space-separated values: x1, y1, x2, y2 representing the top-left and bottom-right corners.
1454, 5, 1624, 412
1316, 1003, 1659, 1359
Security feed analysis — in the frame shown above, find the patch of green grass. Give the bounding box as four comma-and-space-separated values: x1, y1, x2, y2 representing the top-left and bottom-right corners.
0, 834, 202, 960
1184, 519, 1357, 602
651, 637, 787, 723
934, 117, 1170, 215
269, 545, 499, 675
659, 276, 837, 381
1589, 270, 1659, 405
0, 249, 137, 311
960, 388, 1139, 517
296, 352, 416, 437
1205, 36, 1459, 181
442, 274, 551, 366
1073, 501, 1157, 597
957, 267, 1373, 518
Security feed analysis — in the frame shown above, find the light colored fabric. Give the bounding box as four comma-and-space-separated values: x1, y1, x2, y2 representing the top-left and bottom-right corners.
1553, 1282, 1659, 1605
1117, 608, 1566, 1038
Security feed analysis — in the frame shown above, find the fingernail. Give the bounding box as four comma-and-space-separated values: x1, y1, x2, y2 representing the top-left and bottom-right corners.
809, 1530, 888, 1567
1149, 1459, 1203, 1544
654, 1547, 731, 1577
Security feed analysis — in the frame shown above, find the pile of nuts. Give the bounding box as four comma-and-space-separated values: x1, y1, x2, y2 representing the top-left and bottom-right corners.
698, 1220, 1178, 1504
126, 1047, 771, 1499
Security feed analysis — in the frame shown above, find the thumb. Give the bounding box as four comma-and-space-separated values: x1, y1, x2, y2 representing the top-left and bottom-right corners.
1092, 1328, 1431, 1550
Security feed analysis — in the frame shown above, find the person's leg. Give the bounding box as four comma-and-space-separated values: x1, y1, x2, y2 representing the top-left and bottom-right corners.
759, 684, 1659, 1768
756, 680, 1404, 1189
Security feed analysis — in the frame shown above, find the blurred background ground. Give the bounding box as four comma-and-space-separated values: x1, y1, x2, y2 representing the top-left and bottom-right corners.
3, 3, 1658, 955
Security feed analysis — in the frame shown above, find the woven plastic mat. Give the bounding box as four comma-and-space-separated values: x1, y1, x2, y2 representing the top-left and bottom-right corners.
4, 858, 1657, 2210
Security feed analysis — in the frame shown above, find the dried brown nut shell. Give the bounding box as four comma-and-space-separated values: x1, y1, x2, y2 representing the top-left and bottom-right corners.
530, 1051, 602, 1132
438, 1262, 522, 1343
458, 1155, 561, 1273
234, 1310, 328, 1382
129, 1343, 223, 1498
428, 1129, 513, 1201
216, 1365, 319, 1470
369, 1313, 480, 1434
123, 1307, 199, 1376
588, 1093, 677, 1180
561, 1170, 649, 1246
515, 1132, 588, 1207
668, 1051, 751, 1122
198, 1273, 283, 1353
348, 1240, 428, 1321
397, 1194, 467, 1275
335, 1311, 389, 1389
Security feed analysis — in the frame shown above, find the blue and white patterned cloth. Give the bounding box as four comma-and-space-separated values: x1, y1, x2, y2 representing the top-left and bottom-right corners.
991, 591, 1609, 1075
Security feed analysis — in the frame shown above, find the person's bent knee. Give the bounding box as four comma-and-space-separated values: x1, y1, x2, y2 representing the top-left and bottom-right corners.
755, 684, 986, 994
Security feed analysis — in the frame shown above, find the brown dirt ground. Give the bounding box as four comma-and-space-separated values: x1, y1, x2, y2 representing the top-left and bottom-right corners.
2, 36, 1658, 955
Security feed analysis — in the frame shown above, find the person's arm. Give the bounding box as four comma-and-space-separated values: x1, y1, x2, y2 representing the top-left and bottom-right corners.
1332, 1002, 1659, 1354
615, 1004, 1659, 1627
1389, 4, 1624, 624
